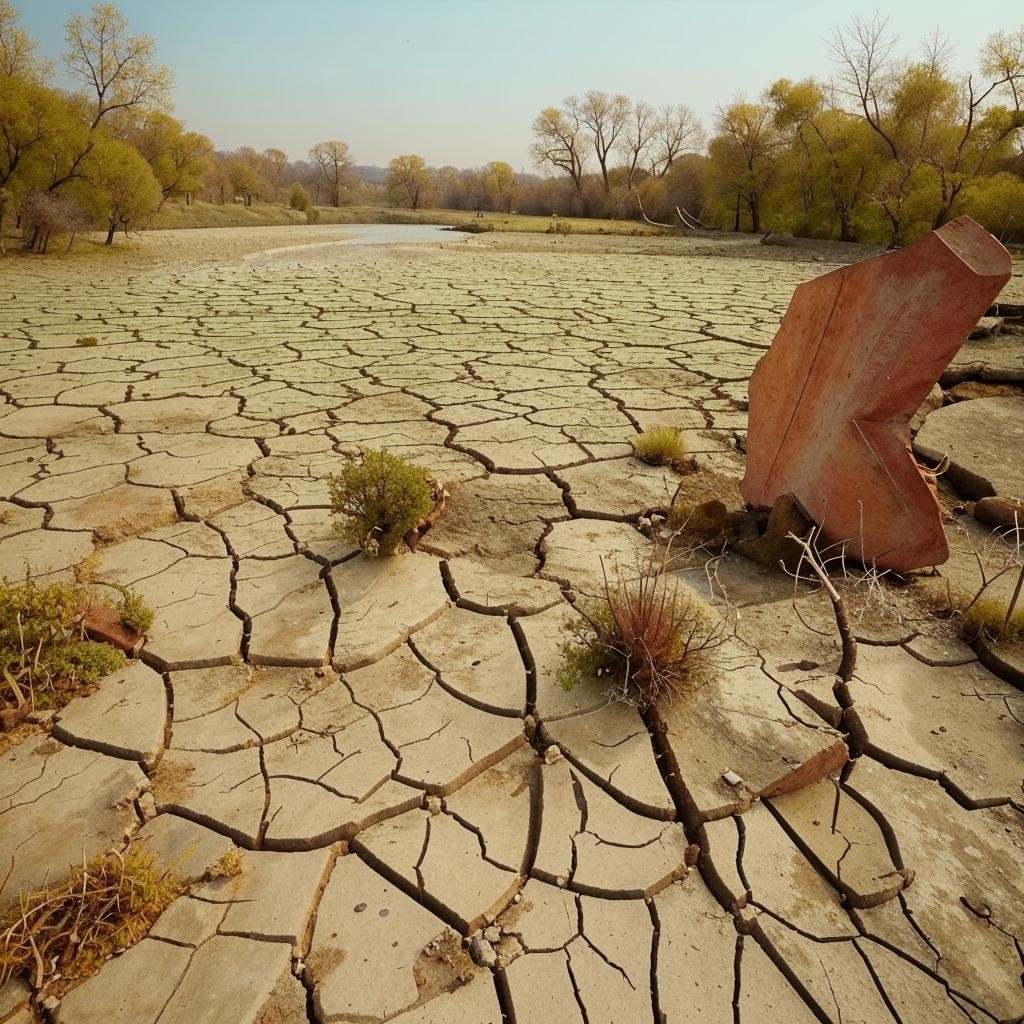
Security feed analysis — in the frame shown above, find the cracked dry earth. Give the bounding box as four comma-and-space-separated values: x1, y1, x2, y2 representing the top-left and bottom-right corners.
1, 227, 1023, 1024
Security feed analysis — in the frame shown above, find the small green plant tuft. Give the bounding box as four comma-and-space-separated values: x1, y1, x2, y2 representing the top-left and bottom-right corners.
328, 449, 435, 557
204, 847, 245, 881
0, 845, 182, 994
288, 182, 310, 212
632, 426, 687, 466
75, 336, 99, 347
957, 594, 1024, 643
116, 587, 155, 635
558, 563, 725, 709
0, 577, 124, 712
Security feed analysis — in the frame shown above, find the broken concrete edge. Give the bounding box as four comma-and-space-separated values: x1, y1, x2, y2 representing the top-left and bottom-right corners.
82, 605, 145, 657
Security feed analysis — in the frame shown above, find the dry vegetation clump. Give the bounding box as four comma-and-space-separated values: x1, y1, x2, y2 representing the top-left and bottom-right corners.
559, 563, 725, 708
631, 426, 688, 467
0, 845, 182, 995
204, 847, 245, 881
955, 593, 1024, 643
328, 449, 435, 557
0, 577, 124, 714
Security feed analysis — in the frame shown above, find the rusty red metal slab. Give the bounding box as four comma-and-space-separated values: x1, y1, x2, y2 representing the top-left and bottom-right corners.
741, 216, 1010, 571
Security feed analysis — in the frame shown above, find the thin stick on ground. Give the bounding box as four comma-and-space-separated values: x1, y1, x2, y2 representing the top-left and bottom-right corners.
786, 529, 857, 683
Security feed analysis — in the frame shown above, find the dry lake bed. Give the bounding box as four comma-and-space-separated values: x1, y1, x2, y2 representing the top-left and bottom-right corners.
1, 225, 1023, 1024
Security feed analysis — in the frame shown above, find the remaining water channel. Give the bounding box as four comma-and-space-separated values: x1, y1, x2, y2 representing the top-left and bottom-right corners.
251, 223, 463, 262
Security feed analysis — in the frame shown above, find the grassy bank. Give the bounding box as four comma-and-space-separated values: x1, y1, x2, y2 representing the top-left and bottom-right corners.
146, 201, 673, 238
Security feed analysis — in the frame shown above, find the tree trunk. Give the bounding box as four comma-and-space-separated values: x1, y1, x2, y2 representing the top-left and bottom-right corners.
748, 195, 762, 234
105, 222, 116, 245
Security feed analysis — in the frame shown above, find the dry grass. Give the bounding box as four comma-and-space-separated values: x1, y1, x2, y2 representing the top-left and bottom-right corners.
631, 426, 688, 466
204, 847, 245, 881
559, 561, 725, 708
0, 845, 182, 995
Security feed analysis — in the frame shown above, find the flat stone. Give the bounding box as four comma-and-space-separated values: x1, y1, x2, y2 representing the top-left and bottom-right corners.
555, 457, 681, 518
0, 404, 112, 437
308, 852, 447, 1022
855, 937, 981, 1023
739, 803, 856, 938
505, 951, 586, 1023
421, 471, 569, 577
411, 607, 527, 714
655, 876, 738, 1022
154, 747, 265, 846
356, 808, 521, 933
384, 974, 502, 1023
209, 500, 295, 558
443, 557, 563, 615
332, 553, 451, 670
566, 896, 654, 1022
50, 483, 178, 542
851, 643, 1024, 804
943, 330, 1024, 384
169, 663, 252, 721
106, 395, 241, 432
759, 918, 900, 1024
660, 641, 847, 818
345, 644, 524, 794
496, 877, 580, 950
443, 747, 536, 872
736, 937, 820, 1023
0, 741, 146, 901
533, 759, 687, 898
915, 395, 1024, 500
544, 699, 674, 817
156, 935, 292, 1024
767, 777, 906, 909
0, 527, 95, 580
236, 555, 334, 666
743, 217, 1011, 571
538, 518, 648, 595
52, 659, 167, 767
148, 894, 226, 946
133, 814, 236, 885
54, 937, 192, 1024
847, 758, 1024, 1020
199, 848, 332, 943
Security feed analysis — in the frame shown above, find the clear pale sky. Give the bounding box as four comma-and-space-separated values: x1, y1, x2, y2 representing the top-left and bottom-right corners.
15, 0, 1019, 172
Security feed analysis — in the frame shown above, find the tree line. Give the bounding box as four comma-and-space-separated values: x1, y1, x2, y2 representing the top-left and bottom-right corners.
530, 19, 1024, 244
2, 3, 1022, 252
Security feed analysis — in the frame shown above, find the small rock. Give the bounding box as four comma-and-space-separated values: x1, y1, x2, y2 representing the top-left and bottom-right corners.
483, 926, 500, 943
974, 495, 1024, 531
469, 935, 497, 968
425, 795, 442, 816
543, 745, 562, 765
137, 791, 157, 822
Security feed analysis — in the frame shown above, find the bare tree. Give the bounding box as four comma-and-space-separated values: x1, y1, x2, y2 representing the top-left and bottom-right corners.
617, 99, 658, 191
530, 99, 587, 193
580, 90, 630, 193
63, 3, 172, 129
308, 140, 354, 207
651, 104, 705, 177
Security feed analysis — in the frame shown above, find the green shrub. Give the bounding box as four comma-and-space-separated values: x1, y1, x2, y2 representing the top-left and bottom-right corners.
116, 588, 155, 635
76, 336, 99, 347
328, 449, 434, 557
305, 205, 320, 224
558, 566, 724, 708
288, 182, 310, 211
632, 426, 687, 466
0, 577, 124, 709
